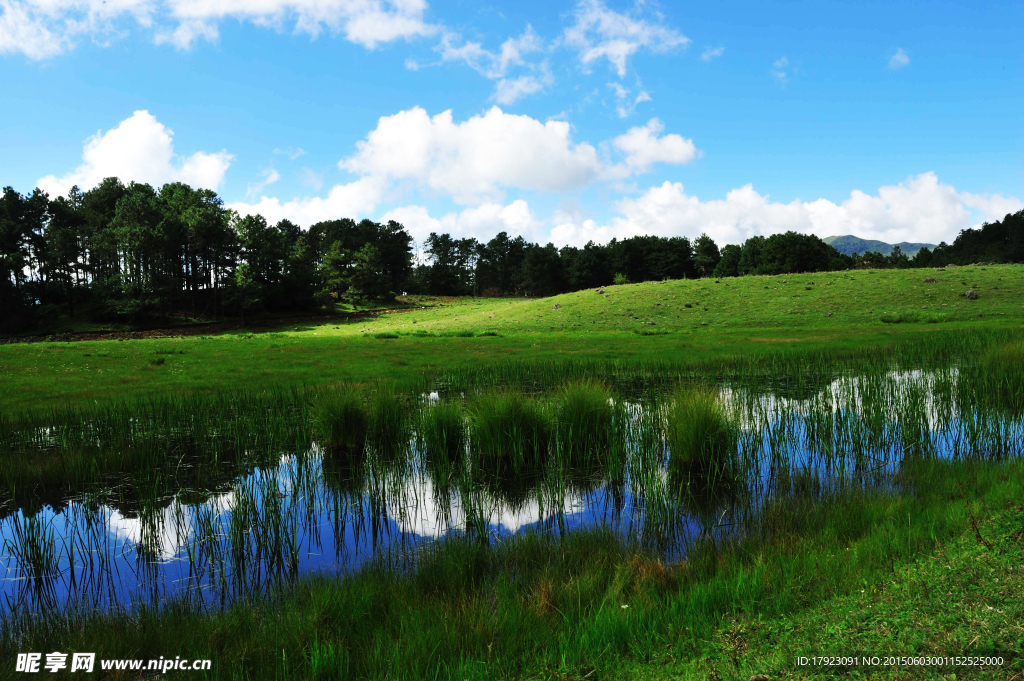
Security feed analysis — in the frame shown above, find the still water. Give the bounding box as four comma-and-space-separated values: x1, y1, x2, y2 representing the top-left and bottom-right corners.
1, 369, 1018, 616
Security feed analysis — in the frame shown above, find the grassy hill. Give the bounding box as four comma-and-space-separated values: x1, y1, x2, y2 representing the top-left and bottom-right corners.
823, 234, 936, 256
1, 264, 1022, 411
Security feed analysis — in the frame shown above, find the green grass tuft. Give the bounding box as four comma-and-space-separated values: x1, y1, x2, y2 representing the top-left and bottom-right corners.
554, 379, 614, 465
366, 383, 409, 456
665, 387, 737, 476
312, 388, 368, 452
419, 400, 467, 468
980, 339, 1024, 413
470, 390, 551, 475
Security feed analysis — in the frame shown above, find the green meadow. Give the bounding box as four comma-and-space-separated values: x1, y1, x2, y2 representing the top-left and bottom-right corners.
1, 264, 1021, 412
1, 265, 1023, 680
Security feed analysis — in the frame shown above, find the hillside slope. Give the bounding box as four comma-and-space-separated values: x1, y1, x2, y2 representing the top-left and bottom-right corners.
359, 263, 1023, 336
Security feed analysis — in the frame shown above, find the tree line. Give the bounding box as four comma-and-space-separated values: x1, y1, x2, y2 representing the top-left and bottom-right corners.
2, 178, 1021, 331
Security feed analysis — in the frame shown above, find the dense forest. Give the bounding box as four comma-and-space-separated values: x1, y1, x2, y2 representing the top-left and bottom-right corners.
2, 178, 1022, 331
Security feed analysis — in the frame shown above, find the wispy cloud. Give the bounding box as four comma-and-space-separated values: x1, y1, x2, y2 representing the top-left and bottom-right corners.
700, 46, 724, 62
607, 82, 651, 118
273, 147, 307, 160
1, 0, 438, 59
888, 47, 910, 70
563, 0, 689, 78
247, 168, 280, 197
772, 56, 789, 83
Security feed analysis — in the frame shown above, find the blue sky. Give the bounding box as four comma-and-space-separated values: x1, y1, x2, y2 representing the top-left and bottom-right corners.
2, 0, 1021, 248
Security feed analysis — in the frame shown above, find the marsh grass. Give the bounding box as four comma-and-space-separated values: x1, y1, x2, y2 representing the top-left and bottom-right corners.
665, 388, 737, 482
470, 391, 551, 477
978, 339, 1024, 413
366, 384, 409, 459
419, 401, 467, 469
554, 380, 614, 466
0, 390, 311, 515
312, 389, 368, 453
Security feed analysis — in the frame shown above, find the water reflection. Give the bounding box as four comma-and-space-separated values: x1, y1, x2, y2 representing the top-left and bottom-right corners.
1, 368, 1020, 618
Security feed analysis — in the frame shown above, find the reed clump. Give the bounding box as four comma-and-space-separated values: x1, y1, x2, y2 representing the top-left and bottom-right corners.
470, 391, 551, 475
366, 384, 409, 457
312, 389, 368, 452
665, 387, 737, 476
979, 339, 1024, 412
554, 380, 613, 465
419, 401, 466, 468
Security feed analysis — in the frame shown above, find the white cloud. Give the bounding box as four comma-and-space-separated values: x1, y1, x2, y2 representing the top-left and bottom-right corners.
435, 27, 551, 103
246, 167, 280, 197
563, 0, 689, 77
1, 0, 434, 58
340, 105, 604, 204
228, 106, 702, 227
493, 74, 546, 105
611, 118, 700, 174
959, 191, 1023, 223
153, 18, 217, 49
229, 176, 385, 226
700, 46, 724, 62
273, 146, 307, 160
438, 25, 542, 79
607, 81, 651, 118
888, 47, 909, 70
550, 173, 1023, 248
1, 0, 158, 59
37, 110, 232, 197
772, 56, 789, 83
380, 199, 546, 245
0, 0, 68, 59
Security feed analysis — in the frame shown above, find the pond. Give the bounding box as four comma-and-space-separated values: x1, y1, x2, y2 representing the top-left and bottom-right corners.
1, 368, 1019, 617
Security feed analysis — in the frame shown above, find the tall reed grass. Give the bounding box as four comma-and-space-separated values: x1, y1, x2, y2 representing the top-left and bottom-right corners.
554, 380, 613, 466
366, 384, 409, 458
419, 401, 466, 468
312, 389, 368, 453
470, 391, 551, 476
665, 388, 737, 478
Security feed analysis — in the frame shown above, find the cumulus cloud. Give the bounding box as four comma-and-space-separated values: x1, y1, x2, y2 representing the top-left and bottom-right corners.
227, 105, 702, 226
339, 106, 605, 204
37, 110, 232, 197
229, 176, 385, 226
888, 47, 909, 70
700, 46, 724, 62
1, 0, 434, 58
550, 173, 1023, 248
563, 0, 689, 77
380, 199, 546, 245
959, 191, 1023, 223
611, 118, 700, 174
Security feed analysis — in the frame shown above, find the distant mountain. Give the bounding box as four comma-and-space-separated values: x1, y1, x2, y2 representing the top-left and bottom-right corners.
822, 235, 936, 257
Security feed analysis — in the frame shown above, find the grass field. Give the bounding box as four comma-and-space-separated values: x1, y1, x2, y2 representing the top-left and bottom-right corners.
1, 264, 1022, 412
